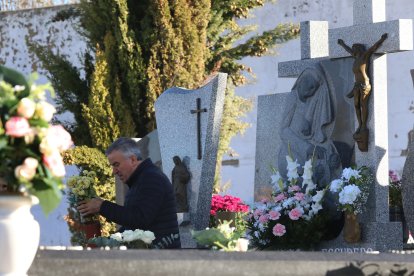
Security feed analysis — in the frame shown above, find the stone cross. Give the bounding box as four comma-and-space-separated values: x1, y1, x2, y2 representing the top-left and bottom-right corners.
277, 0, 413, 250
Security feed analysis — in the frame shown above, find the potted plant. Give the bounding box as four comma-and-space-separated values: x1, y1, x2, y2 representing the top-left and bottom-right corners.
210, 194, 249, 228
0, 65, 72, 275
328, 167, 372, 243
89, 228, 156, 249
67, 170, 101, 246
192, 220, 249, 251
246, 155, 328, 250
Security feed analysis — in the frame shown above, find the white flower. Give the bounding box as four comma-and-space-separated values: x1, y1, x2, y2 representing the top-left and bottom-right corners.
14, 85, 25, 92
304, 180, 316, 194
286, 155, 299, 180
330, 179, 344, 193
121, 230, 136, 242
234, 238, 249, 252
141, 231, 156, 244
271, 172, 281, 185
110, 232, 123, 242
312, 190, 325, 204
17, 97, 36, 119
35, 101, 56, 122
339, 184, 361, 205
282, 197, 294, 208
311, 203, 323, 214
341, 168, 360, 181
302, 159, 313, 179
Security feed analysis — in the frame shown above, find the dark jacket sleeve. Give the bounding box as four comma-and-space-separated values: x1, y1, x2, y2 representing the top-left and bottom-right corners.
99, 172, 166, 229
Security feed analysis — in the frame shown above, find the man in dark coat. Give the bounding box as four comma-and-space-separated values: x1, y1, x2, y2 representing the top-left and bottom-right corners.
77, 137, 181, 249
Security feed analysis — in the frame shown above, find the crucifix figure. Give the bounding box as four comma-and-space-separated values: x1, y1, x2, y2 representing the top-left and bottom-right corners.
337, 33, 388, 151
190, 98, 207, 159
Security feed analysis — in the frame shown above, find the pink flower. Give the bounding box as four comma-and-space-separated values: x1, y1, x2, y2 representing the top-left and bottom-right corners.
253, 208, 263, 218
43, 151, 66, 177
294, 192, 305, 201
289, 185, 301, 192
268, 210, 281, 220
288, 208, 302, 220
274, 193, 286, 203
5, 117, 31, 137
258, 214, 269, 224
272, 223, 286, 237
40, 125, 73, 154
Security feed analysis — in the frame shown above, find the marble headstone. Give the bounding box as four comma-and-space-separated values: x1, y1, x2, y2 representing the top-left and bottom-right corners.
255, 59, 355, 201
155, 73, 227, 245
402, 141, 414, 240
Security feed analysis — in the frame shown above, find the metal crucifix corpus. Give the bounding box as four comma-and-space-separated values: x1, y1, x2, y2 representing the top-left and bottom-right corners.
190, 98, 207, 159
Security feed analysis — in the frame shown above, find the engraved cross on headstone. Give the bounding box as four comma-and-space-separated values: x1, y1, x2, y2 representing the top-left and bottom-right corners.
190, 98, 207, 160
277, 0, 413, 250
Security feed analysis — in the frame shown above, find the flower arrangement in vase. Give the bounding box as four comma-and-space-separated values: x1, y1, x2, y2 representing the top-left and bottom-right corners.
66, 170, 101, 245
0, 65, 73, 213
246, 155, 328, 250
0, 65, 72, 276
328, 166, 372, 243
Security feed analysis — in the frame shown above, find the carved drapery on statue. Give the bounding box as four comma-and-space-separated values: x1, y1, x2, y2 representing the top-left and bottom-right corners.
278, 65, 342, 190
171, 156, 191, 212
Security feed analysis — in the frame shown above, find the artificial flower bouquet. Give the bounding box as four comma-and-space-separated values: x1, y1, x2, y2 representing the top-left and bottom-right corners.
329, 166, 372, 215
0, 65, 73, 215
210, 194, 249, 229
247, 155, 328, 250
191, 220, 249, 252
89, 229, 156, 249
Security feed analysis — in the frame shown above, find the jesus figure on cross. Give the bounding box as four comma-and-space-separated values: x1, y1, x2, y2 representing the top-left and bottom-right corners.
337, 33, 388, 151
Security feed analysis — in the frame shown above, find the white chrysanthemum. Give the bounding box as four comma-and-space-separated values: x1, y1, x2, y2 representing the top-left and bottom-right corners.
121, 230, 136, 242
330, 179, 344, 193
110, 232, 123, 242
141, 231, 156, 244
339, 184, 361, 205
341, 168, 360, 181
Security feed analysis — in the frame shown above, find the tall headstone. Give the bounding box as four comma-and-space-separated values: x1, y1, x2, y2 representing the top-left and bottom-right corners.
155, 73, 227, 237
257, 0, 413, 250
402, 141, 414, 242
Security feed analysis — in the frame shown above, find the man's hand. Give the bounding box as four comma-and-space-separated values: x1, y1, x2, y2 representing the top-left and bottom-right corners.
77, 198, 104, 216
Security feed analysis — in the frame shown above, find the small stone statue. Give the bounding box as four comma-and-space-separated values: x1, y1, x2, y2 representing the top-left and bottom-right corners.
337, 33, 388, 151
171, 156, 190, 212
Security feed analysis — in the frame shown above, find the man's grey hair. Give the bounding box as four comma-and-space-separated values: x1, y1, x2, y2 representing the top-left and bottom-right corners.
106, 137, 143, 160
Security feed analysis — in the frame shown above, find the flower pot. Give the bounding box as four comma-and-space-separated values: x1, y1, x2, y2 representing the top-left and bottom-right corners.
343, 211, 361, 243
0, 195, 40, 275
79, 221, 101, 247
215, 211, 237, 227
